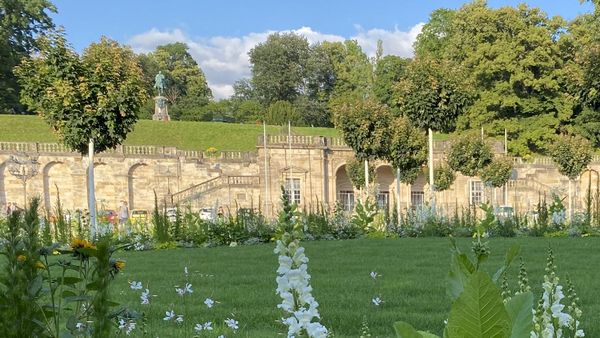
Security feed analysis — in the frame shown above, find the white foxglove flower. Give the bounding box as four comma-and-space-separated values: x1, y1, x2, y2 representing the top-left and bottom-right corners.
129, 281, 143, 290
225, 318, 239, 330
163, 310, 175, 321
204, 297, 215, 308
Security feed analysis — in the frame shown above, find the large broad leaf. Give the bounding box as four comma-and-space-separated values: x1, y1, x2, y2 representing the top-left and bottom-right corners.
492, 245, 521, 283
447, 271, 511, 338
447, 252, 475, 301
394, 321, 440, 338
505, 292, 533, 338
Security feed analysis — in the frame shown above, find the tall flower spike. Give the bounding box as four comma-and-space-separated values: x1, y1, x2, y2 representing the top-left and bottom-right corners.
275, 188, 328, 338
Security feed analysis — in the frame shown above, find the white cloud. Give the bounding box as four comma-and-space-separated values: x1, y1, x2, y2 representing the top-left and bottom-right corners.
127, 24, 423, 99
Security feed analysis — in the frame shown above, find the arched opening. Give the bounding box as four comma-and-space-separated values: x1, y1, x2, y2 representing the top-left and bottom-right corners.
335, 164, 355, 212
375, 165, 394, 210
43, 162, 72, 213
0, 161, 24, 210
411, 172, 427, 209
128, 163, 155, 211
91, 163, 117, 212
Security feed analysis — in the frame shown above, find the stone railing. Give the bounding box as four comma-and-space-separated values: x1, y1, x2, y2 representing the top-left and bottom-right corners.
0, 141, 258, 162
171, 175, 260, 204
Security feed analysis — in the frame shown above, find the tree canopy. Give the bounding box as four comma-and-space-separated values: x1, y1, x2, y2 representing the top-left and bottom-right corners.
137, 42, 212, 121
15, 34, 146, 154
0, 0, 56, 113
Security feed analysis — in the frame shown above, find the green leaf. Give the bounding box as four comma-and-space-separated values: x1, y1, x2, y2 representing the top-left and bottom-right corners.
64, 295, 92, 303
447, 252, 475, 301
394, 322, 440, 338
61, 277, 83, 285
28, 275, 43, 297
493, 245, 521, 283
505, 292, 533, 338
447, 271, 511, 338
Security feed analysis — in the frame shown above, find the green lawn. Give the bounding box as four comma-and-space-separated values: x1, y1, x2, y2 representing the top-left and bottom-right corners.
113, 237, 600, 337
0, 115, 339, 151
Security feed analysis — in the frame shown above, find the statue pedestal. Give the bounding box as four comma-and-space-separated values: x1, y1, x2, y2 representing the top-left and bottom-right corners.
152, 96, 170, 121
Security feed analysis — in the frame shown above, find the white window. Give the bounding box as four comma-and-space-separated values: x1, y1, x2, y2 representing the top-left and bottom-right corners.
470, 180, 483, 205
285, 178, 301, 205
377, 191, 389, 209
338, 190, 355, 212
411, 191, 425, 208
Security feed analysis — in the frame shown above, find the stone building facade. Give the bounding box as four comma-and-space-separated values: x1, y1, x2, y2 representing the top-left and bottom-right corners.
1, 136, 599, 218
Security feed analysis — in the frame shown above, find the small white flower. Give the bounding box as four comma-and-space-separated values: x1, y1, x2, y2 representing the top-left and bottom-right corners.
129, 281, 143, 290
118, 319, 126, 330
194, 323, 203, 332
184, 266, 188, 275
176, 287, 185, 296
370, 271, 379, 279
225, 318, 239, 330
203, 321, 213, 330
204, 297, 215, 308
176, 315, 184, 324
140, 289, 150, 305
75, 322, 85, 331
218, 335, 225, 338
372, 297, 383, 306
163, 310, 175, 321
184, 283, 193, 294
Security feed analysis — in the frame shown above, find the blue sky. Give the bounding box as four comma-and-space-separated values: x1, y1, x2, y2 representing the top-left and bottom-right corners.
51, 0, 594, 98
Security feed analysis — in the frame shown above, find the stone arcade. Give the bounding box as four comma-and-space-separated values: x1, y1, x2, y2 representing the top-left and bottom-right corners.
1, 136, 598, 217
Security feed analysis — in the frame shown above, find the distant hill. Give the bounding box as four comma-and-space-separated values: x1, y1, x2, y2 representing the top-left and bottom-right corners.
0, 115, 340, 151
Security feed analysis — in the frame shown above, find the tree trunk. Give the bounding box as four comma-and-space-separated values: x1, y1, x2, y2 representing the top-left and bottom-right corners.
364, 159, 369, 200
396, 168, 401, 226
88, 138, 97, 238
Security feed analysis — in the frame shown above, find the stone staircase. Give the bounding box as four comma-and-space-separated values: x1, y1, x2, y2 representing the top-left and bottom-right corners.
170, 175, 260, 205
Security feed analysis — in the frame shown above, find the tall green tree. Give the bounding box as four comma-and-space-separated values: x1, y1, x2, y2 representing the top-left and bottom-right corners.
333, 97, 390, 197
447, 2, 570, 155
413, 8, 455, 60
327, 40, 373, 106
383, 116, 428, 221
550, 134, 593, 222
0, 0, 56, 113
373, 55, 410, 110
248, 33, 310, 105
138, 42, 212, 120
15, 33, 146, 233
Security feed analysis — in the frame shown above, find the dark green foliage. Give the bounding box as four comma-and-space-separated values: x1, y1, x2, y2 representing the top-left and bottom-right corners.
0, 0, 56, 113
53, 184, 70, 243
373, 55, 409, 109
394, 58, 472, 133
447, 135, 493, 177
434, 165, 456, 191
550, 134, 593, 180
249, 33, 310, 105
333, 98, 391, 161
138, 42, 212, 121
0, 198, 45, 337
345, 158, 375, 190
480, 157, 514, 188
384, 116, 428, 185
152, 191, 171, 243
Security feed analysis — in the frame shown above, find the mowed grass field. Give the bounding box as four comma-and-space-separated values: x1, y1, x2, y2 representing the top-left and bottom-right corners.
114, 238, 600, 337
0, 115, 339, 151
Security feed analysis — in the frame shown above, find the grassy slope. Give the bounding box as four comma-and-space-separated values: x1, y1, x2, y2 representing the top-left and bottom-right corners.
0, 115, 339, 151
0, 115, 461, 151
115, 238, 600, 337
